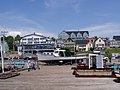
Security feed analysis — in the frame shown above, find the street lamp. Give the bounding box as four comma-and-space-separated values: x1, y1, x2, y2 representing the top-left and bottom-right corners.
0, 30, 8, 73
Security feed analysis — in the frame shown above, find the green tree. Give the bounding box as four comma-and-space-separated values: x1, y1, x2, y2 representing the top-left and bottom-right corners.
61, 47, 73, 56
15, 35, 21, 42
105, 49, 111, 59
51, 37, 56, 41
14, 35, 21, 50
5, 36, 14, 51
105, 48, 120, 59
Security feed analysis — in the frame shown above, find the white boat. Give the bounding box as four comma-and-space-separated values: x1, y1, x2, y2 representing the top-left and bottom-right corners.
36, 49, 88, 64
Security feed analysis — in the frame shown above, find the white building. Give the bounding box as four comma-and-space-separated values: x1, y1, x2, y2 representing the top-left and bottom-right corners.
18, 33, 56, 55
94, 38, 106, 50
110, 40, 120, 48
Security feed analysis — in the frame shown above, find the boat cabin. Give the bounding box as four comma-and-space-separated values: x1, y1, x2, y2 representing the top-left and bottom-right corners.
42, 48, 66, 57
53, 49, 66, 57
89, 51, 104, 69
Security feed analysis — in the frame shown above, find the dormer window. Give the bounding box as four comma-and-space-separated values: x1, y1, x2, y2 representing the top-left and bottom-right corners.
83, 32, 88, 38
77, 33, 82, 39
70, 33, 76, 39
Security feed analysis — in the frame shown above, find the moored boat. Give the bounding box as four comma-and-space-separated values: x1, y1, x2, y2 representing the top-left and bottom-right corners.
36, 48, 88, 64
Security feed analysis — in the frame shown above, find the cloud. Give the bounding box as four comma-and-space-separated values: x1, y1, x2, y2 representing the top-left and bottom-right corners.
0, 12, 56, 38
0, 12, 44, 29
44, 0, 81, 13
0, 12, 53, 36
9, 16, 42, 28
0, 25, 56, 38
79, 23, 120, 38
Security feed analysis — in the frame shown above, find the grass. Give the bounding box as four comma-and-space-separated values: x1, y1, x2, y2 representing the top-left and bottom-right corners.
105, 48, 120, 58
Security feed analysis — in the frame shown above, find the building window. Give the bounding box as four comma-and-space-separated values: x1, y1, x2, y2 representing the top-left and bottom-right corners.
34, 42, 39, 44
58, 31, 69, 39
83, 32, 88, 38
41, 41, 46, 43
28, 42, 32, 44
34, 38, 39, 40
70, 33, 76, 39
22, 38, 26, 40
77, 33, 82, 39
28, 38, 33, 40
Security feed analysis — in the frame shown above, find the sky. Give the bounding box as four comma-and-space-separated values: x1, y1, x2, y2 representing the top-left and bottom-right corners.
0, 0, 120, 38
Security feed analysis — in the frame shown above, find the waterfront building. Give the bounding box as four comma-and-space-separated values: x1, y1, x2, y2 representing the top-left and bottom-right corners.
57, 30, 89, 48
58, 30, 89, 40
94, 38, 106, 50
18, 33, 56, 55
56, 38, 65, 48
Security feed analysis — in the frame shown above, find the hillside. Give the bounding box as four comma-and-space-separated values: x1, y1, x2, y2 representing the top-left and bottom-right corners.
105, 48, 120, 58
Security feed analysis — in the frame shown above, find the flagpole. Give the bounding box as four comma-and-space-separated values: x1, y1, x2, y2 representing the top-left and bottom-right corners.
0, 37, 4, 73
0, 30, 8, 73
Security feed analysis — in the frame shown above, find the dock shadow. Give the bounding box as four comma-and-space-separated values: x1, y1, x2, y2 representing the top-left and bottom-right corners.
113, 78, 120, 83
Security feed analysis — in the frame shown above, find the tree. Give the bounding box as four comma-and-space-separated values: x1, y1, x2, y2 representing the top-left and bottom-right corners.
14, 35, 21, 50
5, 36, 14, 51
94, 36, 98, 40
51, 37, 56, 41
15, 35, 21, 42
61, 47, 73, 56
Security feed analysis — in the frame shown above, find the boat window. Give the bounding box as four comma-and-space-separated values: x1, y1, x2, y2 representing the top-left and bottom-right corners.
55, 51, 58, 53
59, 51, 64, 57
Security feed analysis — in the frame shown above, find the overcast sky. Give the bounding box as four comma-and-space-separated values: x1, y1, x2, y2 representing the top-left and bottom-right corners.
0, 0, 120, 38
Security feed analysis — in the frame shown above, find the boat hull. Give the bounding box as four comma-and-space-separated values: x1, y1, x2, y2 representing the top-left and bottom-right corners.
73, 69, 115, 78
37, 53, 87, 61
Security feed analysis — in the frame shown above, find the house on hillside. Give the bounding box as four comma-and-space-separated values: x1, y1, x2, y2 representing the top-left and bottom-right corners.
110, 36, 120, 48
94, 38, 106, 50
64, 38, 75, 51
58, 30, 89, 40
57, 30, 89, 48
75, 40, 89, 52
85, 38, 95, 49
